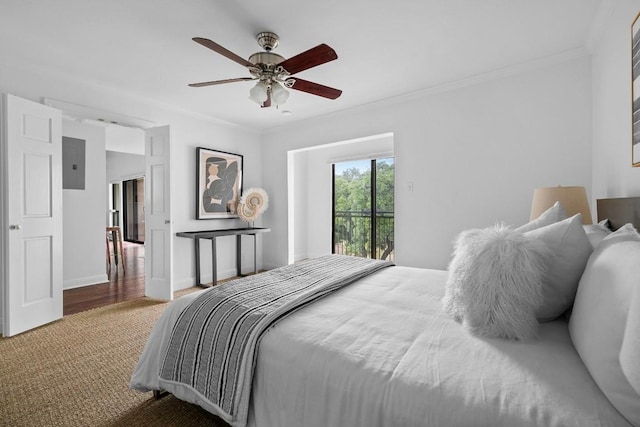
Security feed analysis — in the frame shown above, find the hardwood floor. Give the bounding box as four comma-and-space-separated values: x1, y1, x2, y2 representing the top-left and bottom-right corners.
63, 241, 254, 316
63, 241, 145, 316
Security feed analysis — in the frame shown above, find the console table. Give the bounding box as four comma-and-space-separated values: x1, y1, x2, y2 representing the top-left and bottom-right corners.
176, 227, 271, 287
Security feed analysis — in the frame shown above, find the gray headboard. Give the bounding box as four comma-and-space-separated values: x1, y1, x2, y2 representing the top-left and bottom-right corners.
596, 197, 640, 231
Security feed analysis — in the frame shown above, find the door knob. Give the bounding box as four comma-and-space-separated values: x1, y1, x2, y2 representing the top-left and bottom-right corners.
164, 220, 171, 224
9, 225, 22, 230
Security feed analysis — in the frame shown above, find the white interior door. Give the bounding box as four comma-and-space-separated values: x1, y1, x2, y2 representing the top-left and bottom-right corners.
1, 94, 62, 336
144, 125, 172, 300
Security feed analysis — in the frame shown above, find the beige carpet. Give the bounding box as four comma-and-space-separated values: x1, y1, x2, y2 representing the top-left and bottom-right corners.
0, 290, 230, 427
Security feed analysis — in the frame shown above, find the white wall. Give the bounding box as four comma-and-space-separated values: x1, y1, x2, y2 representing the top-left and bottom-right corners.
0, 61, 263, 292
290, 134, 394, 261
105, 125, 145, 155
0, 37, 600, 288
591, 0, 640, 202
262, 55, 593, 270
290, 151, 309, 262
106, 150, 145, 182
62, 120, 108, 289
169, 117, 263, 287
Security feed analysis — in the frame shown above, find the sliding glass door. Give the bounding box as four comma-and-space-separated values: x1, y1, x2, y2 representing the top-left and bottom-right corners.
332, 158, 394, 260
122, 177, 145, 243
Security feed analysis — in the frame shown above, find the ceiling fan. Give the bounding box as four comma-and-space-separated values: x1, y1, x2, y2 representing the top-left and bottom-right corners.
189, 32, 342, 108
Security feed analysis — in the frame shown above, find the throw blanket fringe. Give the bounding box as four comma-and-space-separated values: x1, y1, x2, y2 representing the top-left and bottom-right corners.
159, 254, 393, 427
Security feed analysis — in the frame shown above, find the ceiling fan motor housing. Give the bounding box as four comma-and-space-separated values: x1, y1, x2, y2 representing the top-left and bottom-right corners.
256, 31, 279, 51
248, 52, 285, 67
250, 32, 285, 80
248, 52, 286, 80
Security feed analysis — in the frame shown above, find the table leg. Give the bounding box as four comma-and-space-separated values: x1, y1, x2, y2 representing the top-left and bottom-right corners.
211, 237, 217, 286
111, 230, 118, 266
117, 228, 125, 272
195, 238, 203, 287
236, 235, 242, 276
253, 234, 257, 275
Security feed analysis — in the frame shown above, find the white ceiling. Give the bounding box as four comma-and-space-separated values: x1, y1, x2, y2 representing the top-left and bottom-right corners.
1, 0, 604, 131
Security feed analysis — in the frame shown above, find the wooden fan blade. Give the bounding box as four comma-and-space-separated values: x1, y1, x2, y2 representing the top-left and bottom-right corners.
286, 78, 342, 99
193, 37, 254, 68
188, 77, 255, 87
278, 44, 338, 75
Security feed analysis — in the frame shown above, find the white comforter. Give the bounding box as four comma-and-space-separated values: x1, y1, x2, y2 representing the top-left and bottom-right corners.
131, 266, 631, 427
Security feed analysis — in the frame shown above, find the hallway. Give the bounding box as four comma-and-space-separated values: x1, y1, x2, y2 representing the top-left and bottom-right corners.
63, 242, 144, 316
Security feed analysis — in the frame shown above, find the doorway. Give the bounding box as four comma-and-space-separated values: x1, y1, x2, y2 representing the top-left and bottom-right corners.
287, 132, 394, 264
108, 176, 145, 276
332, 157, 395, 261
106, 150, 146, 288
64, 125, 149, 313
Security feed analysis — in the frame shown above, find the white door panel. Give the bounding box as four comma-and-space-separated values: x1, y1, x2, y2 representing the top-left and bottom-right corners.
144, 126, 172, 300
2, 93, 62, 336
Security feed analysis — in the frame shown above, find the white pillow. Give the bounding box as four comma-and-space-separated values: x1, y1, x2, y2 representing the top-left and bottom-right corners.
443, 224, 548, 340
621, 284, 640, 396
583, 219, 612, 249
516, 201, 567, 233
523, 214, 592, 321
569, 224, 640, 426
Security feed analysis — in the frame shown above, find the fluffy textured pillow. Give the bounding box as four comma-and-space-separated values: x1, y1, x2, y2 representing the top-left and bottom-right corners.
523, 214, 592, 321
516, 201, 567, 233
443, 224, 549, 340
569, 224, 640, 426
583, 219, 612, 249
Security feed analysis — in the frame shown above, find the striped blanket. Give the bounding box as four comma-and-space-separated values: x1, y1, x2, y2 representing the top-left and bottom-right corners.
159, 254, 393, 427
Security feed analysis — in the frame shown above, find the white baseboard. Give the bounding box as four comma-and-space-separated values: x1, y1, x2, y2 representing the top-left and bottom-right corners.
63, 274, 109, 290
293, 252, 310, 263
174, 277, 198, 291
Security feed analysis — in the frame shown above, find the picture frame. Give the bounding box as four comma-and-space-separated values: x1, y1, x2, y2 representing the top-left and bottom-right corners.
196, 147, 243, 219
632, 11, 640, 166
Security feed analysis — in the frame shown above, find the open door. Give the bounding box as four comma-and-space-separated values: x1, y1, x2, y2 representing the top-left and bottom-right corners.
1, 94, 63, 336
144, 125, 172, 300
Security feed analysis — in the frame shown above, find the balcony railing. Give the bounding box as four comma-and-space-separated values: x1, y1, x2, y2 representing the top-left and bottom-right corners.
333, 210, 394, 261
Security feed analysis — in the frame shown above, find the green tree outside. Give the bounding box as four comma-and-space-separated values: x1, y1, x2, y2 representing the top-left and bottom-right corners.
334, 158, 394, 260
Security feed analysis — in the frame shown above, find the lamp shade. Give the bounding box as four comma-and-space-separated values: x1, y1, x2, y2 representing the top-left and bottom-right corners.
249, 81, 269, 104
530, 186, 592, 224
270, 81, 289, 105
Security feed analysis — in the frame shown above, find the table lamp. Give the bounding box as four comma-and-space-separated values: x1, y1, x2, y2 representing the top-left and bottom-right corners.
530, 186, 593, 224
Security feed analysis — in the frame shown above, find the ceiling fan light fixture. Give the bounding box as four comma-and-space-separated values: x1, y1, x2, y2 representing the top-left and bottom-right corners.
271, 81, 289, 106
190, 35, 342, 108
249, 81, 269, 104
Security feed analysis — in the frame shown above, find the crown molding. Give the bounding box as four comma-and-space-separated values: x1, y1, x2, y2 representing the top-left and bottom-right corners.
1, 57, 251, 132
264, 47, 591, 135
43, 98, 157, 129
385, 47, 591, 103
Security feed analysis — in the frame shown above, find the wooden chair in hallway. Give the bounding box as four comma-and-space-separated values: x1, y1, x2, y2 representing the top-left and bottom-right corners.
106, 226, 125, 272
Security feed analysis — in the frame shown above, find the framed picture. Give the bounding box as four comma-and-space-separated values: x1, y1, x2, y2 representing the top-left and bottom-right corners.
632, 12, 640, 166
196, 147, 243, 219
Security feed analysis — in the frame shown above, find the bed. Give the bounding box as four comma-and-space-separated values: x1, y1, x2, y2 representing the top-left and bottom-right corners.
131, 197, 640, 427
